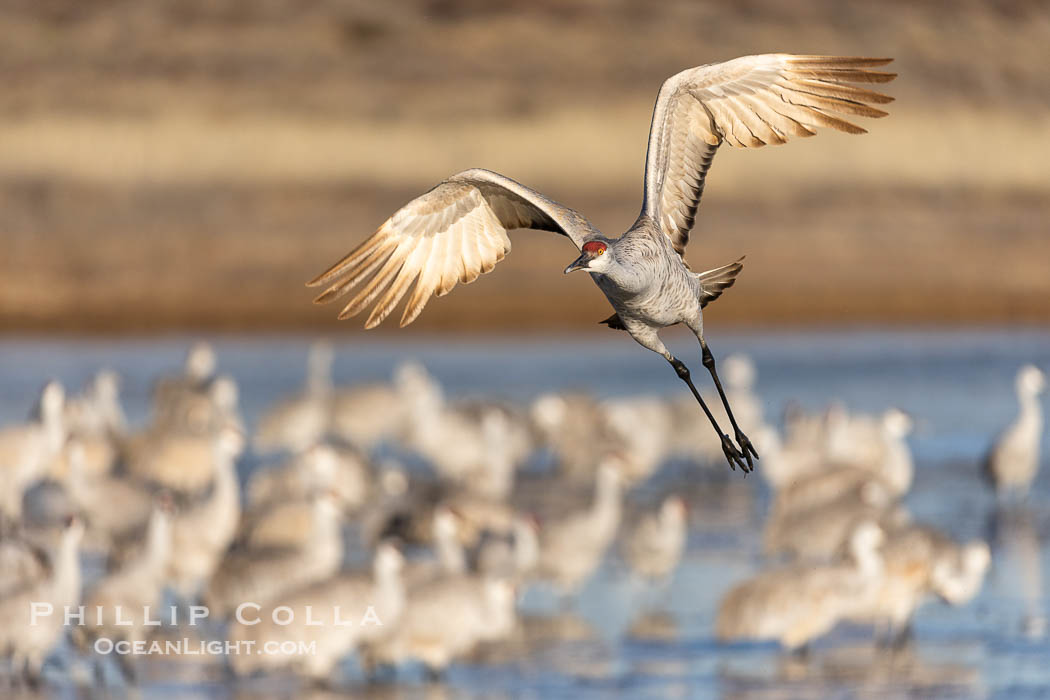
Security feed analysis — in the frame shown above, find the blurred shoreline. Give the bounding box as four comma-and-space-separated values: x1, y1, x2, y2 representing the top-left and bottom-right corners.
2, 0, 1048, 333
4, 181, 1048, 333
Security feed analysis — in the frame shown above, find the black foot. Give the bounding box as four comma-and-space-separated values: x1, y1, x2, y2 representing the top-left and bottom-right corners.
735, 431, 759, 469
721, 434, 750, 473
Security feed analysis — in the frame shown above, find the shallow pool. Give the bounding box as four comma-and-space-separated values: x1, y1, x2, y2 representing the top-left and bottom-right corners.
1, 327, 1048, 698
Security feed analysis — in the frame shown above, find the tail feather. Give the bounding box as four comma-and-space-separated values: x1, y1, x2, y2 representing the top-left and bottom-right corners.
696, 257, 744, 308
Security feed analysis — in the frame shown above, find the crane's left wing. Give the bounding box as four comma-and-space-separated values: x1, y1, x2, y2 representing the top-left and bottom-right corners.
307, 168, 598, 328
642, 54, 896, 258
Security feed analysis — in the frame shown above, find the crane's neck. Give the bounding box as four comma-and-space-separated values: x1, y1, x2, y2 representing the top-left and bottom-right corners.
483, 579, 517, 637
437, 536, 466, 576
591, 471, 622, 539
53, 529, 83, 608
852, 540, 883, 580
311, 501, 342, 542
196, 457, 238, 538
590, 256, 647, 297
42, 402, 66, 455
144, 511, 173, 575
102, 398, 128, 435
374, 556, 405, 618
1018, 390, 1043, 425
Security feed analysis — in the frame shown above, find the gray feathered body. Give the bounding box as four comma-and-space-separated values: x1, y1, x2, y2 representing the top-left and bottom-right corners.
591, 216, 742, 345
592, 218, 703, 331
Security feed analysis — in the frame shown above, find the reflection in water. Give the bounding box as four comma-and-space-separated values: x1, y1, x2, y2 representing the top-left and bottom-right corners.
626, 610, 678, 642
720, 643, 983, 700
991, 505, 1047, 638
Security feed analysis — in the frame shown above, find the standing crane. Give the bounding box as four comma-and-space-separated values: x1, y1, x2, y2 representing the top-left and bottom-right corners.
308, 54, 896, 472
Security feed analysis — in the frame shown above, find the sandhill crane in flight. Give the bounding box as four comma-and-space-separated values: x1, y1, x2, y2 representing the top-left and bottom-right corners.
309, 54, 897, 472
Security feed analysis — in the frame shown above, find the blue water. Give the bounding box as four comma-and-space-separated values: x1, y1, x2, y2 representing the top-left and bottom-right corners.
2, 328, 1049, 698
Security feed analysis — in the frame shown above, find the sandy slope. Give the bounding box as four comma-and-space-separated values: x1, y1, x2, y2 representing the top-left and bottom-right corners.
1, 0, 1047, 331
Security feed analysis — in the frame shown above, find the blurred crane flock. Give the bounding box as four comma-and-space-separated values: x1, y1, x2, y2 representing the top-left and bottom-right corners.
2, 340, 1041, 689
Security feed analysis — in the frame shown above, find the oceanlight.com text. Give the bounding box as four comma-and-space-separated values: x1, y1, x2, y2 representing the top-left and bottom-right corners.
93, 638, 317, 657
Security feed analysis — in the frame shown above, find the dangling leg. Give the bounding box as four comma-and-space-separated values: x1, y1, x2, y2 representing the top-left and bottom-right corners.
666, 355, 749, 472
626, 326, 749, 472
697, 336, 759, 468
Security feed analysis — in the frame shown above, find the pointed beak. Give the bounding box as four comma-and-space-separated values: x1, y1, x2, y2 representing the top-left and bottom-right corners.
564, 253, 589, 274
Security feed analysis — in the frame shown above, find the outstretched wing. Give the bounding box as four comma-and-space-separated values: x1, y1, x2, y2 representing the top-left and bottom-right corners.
642, 54, 896, 257
308, 168, 598, 328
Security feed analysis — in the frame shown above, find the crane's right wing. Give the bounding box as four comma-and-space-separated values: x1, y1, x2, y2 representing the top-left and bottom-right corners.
307, 168, 598, 329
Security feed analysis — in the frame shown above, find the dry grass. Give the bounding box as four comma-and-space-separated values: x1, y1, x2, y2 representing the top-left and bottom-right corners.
1, 0, 1048, 332
3, 180, 1047, 333
2, 105, 1049, 193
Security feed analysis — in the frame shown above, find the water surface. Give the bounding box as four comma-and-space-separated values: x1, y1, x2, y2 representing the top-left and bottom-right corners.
2, 328, 1049, 698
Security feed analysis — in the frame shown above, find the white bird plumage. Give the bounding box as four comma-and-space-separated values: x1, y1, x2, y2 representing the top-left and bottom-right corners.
986, 365, 1045, 498
717, 521, 885, 650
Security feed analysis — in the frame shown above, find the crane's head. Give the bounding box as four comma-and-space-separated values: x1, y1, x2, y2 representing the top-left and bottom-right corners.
564, 240, 610, 274
1017, 364, 1046, 397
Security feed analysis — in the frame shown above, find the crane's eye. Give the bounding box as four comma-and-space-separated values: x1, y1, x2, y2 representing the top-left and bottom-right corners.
596, 248, 605, 256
